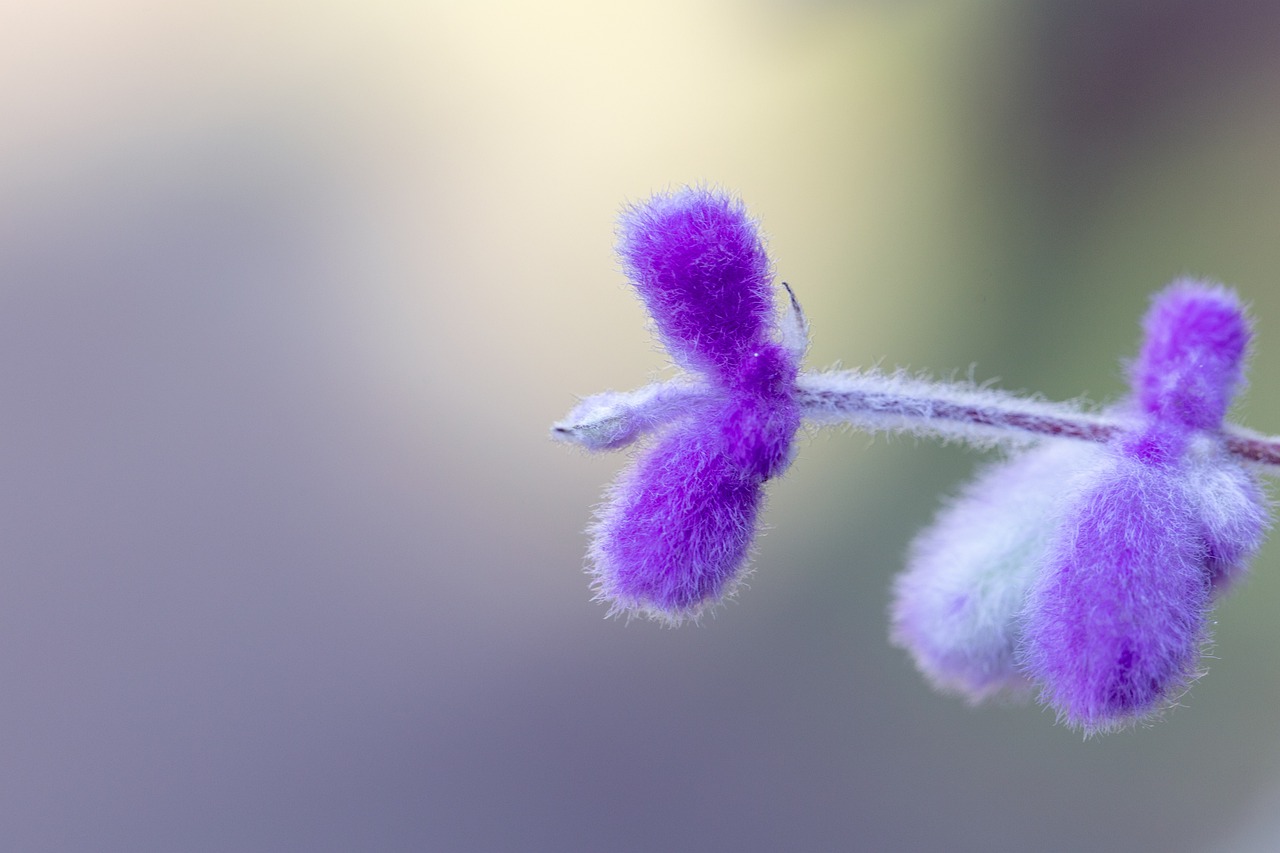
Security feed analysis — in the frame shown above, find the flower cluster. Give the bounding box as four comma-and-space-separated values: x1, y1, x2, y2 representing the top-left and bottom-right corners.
553, 186, 1278, 732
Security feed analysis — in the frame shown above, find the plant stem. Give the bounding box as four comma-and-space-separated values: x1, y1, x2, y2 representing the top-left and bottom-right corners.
554, 368, 1280, 467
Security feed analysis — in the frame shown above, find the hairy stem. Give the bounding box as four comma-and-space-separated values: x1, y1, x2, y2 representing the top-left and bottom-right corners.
554, 369, 1280, 467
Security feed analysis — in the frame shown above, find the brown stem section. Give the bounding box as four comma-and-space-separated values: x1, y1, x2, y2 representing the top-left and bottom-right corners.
1224, 433, 1280, 467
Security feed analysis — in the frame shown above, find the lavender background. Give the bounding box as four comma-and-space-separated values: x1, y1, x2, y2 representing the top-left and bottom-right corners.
4, 2, 1280, 851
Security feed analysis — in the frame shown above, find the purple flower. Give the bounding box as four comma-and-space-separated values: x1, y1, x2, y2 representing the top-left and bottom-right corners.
1021, 283, 1269, 731
894, 281, 1270, 732
584, 187, 802, 623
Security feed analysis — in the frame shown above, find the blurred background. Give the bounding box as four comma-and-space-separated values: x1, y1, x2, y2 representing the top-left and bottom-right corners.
3, 1, 1280, 850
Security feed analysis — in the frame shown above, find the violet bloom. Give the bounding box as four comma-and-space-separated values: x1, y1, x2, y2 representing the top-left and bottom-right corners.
565, 187, 803, 623
1021, 284, 1269, 732
893, 283, 1270, 732
556, 188, 1280, 730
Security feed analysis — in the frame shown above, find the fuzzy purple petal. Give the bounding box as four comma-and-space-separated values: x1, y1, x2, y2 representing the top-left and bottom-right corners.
891, 441, 1102, 703
1021, 451, 1211, 733
1131, 280, 1250, 431
1178, 436, 1271, 592
589, 406, 766, 623
617, 187, 776, 385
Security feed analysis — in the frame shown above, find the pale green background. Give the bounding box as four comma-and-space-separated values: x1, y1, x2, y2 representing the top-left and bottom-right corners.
3, 2, 1279, 850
